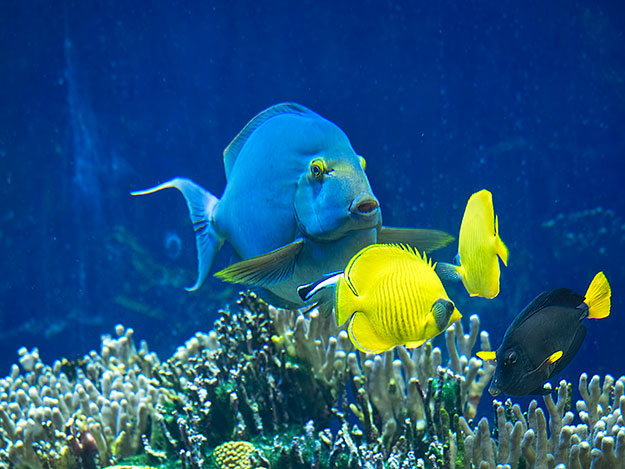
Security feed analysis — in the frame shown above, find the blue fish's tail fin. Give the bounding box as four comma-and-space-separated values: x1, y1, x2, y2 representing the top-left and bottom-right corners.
131, 178, 222, 291
436, 262, 464, 283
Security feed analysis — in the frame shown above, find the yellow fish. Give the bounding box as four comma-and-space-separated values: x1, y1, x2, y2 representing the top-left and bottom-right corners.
298, 244, 461, 353
438, 189, 508, 299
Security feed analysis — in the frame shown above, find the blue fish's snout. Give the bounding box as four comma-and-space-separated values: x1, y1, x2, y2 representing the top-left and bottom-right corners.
349, 192, 379, 217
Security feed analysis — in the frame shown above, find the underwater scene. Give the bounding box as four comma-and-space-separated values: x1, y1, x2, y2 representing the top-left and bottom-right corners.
2, 1, 625, 468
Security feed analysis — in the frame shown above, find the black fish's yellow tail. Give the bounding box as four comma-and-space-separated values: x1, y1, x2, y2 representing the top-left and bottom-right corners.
585, 272, 611, 319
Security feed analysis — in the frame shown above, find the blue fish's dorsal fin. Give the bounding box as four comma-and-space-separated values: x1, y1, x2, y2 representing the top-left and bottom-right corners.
222, 103, 316, 180
509, 288, 585, 331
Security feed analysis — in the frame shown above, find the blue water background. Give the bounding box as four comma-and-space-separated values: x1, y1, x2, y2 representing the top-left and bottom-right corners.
2, 0, 624, 413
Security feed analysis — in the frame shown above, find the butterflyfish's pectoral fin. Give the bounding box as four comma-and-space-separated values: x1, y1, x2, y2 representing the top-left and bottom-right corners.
131, 178, 222, 291
476, 351, 497, 361
494, 215, 509, 266
215, 239, 304, 287
297, 272, 342, 301
584, 271, 611, 319
377, 227, 454, 252
348, 312, 396, 354
435, 262, 464, 283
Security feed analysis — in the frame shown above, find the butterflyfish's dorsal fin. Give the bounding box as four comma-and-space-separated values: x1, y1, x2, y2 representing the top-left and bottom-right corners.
508, 288, 585, 331
222, 103, 315, 180
214, 239, 304, 287
344, 244, 427, 296
377, 227, 454, 252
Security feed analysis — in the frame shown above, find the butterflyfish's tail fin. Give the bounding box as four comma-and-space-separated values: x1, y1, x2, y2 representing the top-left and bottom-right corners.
131, 178, 222, 291
494, 215, 509, 266
584, 271, 611, 319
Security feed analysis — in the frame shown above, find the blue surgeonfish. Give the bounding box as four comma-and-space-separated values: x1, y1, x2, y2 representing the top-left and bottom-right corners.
298, 244, 461, 353
477, 272, 611, 396
437, 189, 508, 299
133, 103, 453, 307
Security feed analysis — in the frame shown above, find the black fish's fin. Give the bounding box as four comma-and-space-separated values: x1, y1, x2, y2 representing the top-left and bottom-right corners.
551, 326, 587, 378
377, 227, 454, 252
509, 288, 585, 331
222, 103, 315, 179
131, 178, 223, 291
476, 350, 496, 361
214, 239, 304, 287
584, 272, 611, 319
530, 382, 554, 395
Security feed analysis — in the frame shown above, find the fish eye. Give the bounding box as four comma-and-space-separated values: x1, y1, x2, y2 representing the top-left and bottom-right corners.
359, 156, 366, 171
505, 351, 518, 365
310, 159, 326, 180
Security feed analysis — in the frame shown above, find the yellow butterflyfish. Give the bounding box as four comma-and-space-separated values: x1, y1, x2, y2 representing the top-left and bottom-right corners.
438, 189, 508, 299
298, 244, 461, 353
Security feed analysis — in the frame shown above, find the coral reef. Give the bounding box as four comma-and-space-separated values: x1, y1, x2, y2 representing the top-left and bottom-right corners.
1, 291, 623, 468
0, 326, 163, 469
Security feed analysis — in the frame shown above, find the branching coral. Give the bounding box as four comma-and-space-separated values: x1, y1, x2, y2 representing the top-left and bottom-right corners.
460, 373, 625, 468
0, 325, 164, 469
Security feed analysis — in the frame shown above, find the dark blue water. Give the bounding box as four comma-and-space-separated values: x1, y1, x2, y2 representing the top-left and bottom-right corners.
1, 0, 624, 401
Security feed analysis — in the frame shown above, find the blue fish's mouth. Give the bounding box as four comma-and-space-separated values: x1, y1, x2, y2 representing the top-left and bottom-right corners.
349, 192, 380, 217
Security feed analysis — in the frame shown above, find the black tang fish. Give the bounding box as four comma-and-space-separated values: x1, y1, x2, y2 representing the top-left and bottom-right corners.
478, 272, 611, 396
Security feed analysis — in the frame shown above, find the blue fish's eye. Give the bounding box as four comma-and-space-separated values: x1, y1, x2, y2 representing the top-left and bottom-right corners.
359, 156, 366, 171
310, 159, 326, 180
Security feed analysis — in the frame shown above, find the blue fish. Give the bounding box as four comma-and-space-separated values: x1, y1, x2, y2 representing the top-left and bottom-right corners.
133, 103, 452, 307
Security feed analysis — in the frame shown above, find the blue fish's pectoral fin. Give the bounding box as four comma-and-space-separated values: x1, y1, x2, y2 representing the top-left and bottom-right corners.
131, 178, 222, 291
348, 312, 396, 354
436, 262, 464, 283
297, 272, 342, 301
377, 227, 454, 252
215, 239, 304, 287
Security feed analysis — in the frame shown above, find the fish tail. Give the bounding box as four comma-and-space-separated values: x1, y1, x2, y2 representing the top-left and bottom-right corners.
335, 276, 359, 327
495, 215, 509, 266
584, 271, 611, 319
132, 178, 222, 291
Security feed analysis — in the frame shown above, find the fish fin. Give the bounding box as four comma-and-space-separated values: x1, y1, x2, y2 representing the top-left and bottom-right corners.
377, 227, 454, 252
405, 339, 426, 349
348, 312, 396, 353
297, 272, 342, 301
551, 326, 586, 378
222, 103, 314, 180
335, 275, 359, 326
214, 239, 304, 287
477, 351, 497, 361
508, 288, 585, 332
531, 350, 564, 376
131, 178, 222, 291
312, 288, 336, 318
584, 272, 611, 319
530, 383, 554, 395
494, 215, 509, 266
436, 262, 464, 283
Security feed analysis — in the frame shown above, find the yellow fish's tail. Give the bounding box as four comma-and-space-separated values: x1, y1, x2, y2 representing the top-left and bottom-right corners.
494, 215, 509, 266
335, 276, 359, 326
584, 272, 611, 319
